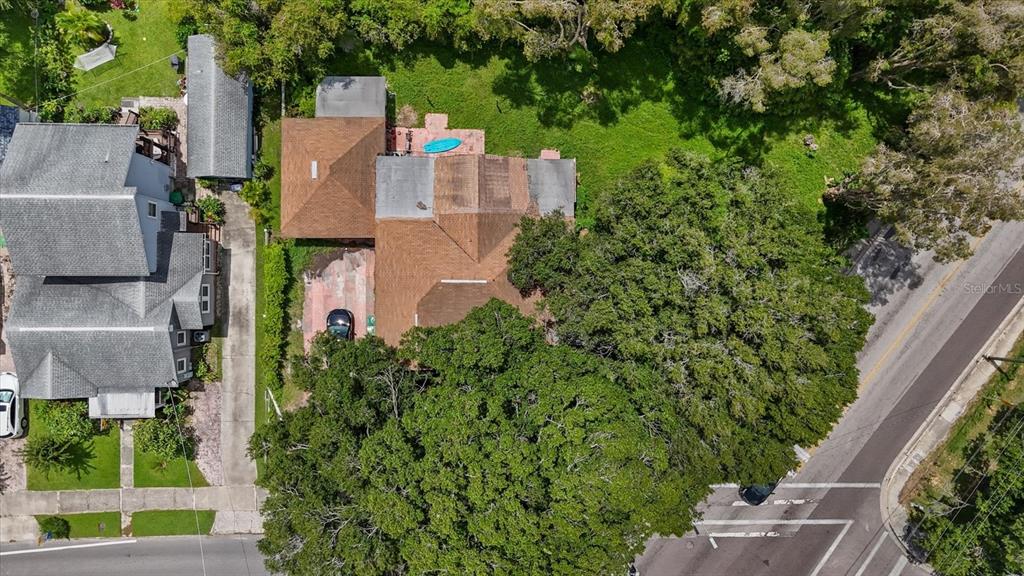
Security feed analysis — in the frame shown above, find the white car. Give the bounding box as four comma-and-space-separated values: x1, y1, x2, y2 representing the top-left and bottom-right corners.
0, 372, 26, 439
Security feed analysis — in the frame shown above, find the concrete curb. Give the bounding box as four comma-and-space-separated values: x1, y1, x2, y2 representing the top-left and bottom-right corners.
879, 293, 1024, 564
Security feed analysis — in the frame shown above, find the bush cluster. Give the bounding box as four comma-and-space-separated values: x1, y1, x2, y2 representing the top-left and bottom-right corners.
39, 401, 95, 444
195, 195, 226, 224
139, 107, 179, 131
38, 516, 71, 539
134, 390, 194, 462
259, 243, 288, 390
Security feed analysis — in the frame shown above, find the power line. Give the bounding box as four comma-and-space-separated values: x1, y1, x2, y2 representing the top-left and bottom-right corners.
45, 49, 184, 105
167, 389, 208, 576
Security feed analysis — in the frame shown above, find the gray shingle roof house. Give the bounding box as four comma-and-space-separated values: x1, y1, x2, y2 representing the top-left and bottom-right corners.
186, 34, 253, 180
0, 123, 218, 419
315, 76, 387, 118
0, 124, 174, 277
6, 232, 214, 418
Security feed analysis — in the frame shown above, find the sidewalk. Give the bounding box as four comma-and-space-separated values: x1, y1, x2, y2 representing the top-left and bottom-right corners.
881, 294, 1024, 560
218, 192, 257, 486
0, 485, 267, 539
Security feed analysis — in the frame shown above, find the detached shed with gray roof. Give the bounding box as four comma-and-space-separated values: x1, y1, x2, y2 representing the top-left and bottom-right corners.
186, 34, 253, 180
316, 76, 386, 118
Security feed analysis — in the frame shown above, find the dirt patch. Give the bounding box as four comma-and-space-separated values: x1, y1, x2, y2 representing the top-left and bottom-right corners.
0, 433, 26, 493
188, 381, 224, 486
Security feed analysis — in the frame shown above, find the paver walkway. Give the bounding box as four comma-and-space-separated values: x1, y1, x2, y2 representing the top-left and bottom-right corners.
219, 192, 256, 486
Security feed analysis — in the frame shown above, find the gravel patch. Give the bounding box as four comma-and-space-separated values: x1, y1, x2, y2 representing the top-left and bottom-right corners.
0, 434, 27, 493
188, 381, 224, 486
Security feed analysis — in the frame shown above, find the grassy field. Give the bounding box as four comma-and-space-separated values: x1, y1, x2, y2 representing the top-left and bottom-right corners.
903, 333, 1024, 505
73, 1, 182, 107
26, 402, 120, 491
134, 448, 208, 488
131, 509, 215, 537
36, 512, 121, 539
321, 27, 879, 221
0, 7, 36, 106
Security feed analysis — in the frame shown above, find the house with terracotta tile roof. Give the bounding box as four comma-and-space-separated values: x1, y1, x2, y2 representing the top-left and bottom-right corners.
282, 76, 576, 344
373, 154, 575, 344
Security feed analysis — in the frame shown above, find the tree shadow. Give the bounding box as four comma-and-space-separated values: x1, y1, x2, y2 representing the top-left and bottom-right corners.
846, 224, 923, 306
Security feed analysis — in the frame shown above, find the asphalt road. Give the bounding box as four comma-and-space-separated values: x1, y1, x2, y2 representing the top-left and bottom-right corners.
638, 222, 1024, 576
0, 535, 270, 576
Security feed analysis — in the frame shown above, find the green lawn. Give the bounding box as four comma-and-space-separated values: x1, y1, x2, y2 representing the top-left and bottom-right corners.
26, 402, 121, 491
36, 512, 121, 539
321, 27, 879, 222
73, 1, 182, 107
906, 332, 1024, 506
134, 448, 208, 488
131, 510, 215, 537
0, 7, 36, 106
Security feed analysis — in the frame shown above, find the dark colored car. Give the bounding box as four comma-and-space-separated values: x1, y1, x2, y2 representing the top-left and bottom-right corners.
738, 483, 777, 506
327, 309, 355, 340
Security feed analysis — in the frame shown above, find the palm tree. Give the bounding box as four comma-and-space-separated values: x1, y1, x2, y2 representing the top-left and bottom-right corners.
55, 4, 109, 48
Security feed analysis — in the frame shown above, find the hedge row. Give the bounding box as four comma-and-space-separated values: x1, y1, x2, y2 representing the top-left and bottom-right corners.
259, 242, 288, 390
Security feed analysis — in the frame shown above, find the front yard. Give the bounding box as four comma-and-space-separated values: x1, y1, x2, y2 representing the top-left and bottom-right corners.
134, 449, 207, 489
26, 402, 120, 491
131, 509, 215, 536
36, 512, 121, 538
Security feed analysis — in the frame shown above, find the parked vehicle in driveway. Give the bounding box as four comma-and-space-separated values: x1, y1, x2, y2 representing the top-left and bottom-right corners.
327, 308, 355, 340
0, 372, 27, 439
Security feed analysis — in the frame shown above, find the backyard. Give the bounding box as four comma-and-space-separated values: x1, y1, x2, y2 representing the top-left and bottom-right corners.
72, 2, 183, 107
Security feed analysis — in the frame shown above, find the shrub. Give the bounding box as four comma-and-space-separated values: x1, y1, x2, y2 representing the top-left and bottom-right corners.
193, 341, 222, 382
38, 516, 71, 539
39, 401, 95, 444
55, 3, 109, 49
239, 179, 271, 224
19, 437, 76, 476
259, 243, 288, 390
134, 391, 194, 462
252, 158, 274, 181
64, 103, 118, 124
139, 107, 179, 131
195, 195, 226, 224
175, 15, 199, 50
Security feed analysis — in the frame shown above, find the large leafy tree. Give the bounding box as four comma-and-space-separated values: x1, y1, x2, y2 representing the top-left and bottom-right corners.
837, 90, 1024, 262
252, 301, 702, 575
509, 151, 873, 483
913, 406, 1024, 576
474, 0, 676, 60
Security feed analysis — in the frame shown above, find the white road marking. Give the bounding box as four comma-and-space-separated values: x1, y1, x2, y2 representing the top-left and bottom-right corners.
708, 531, 782, 538
708, 537, 718, 550
809, 521, 855, 576
696, 519, 850, 526
779, 483, 880, 489
771, 498, 815, 505
0, 539, 138, 556
886, 556, 909, 576
730, 499, 815, 506
853, 533, 889, 576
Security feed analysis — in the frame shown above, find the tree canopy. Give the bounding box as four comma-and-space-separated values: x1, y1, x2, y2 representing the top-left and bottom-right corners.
251, 301, 704, 575
509, 151, 873, 483
913, 406, 1024, 576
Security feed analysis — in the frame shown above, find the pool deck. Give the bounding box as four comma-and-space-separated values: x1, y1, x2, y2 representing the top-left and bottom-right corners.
391, 113, 485, 157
